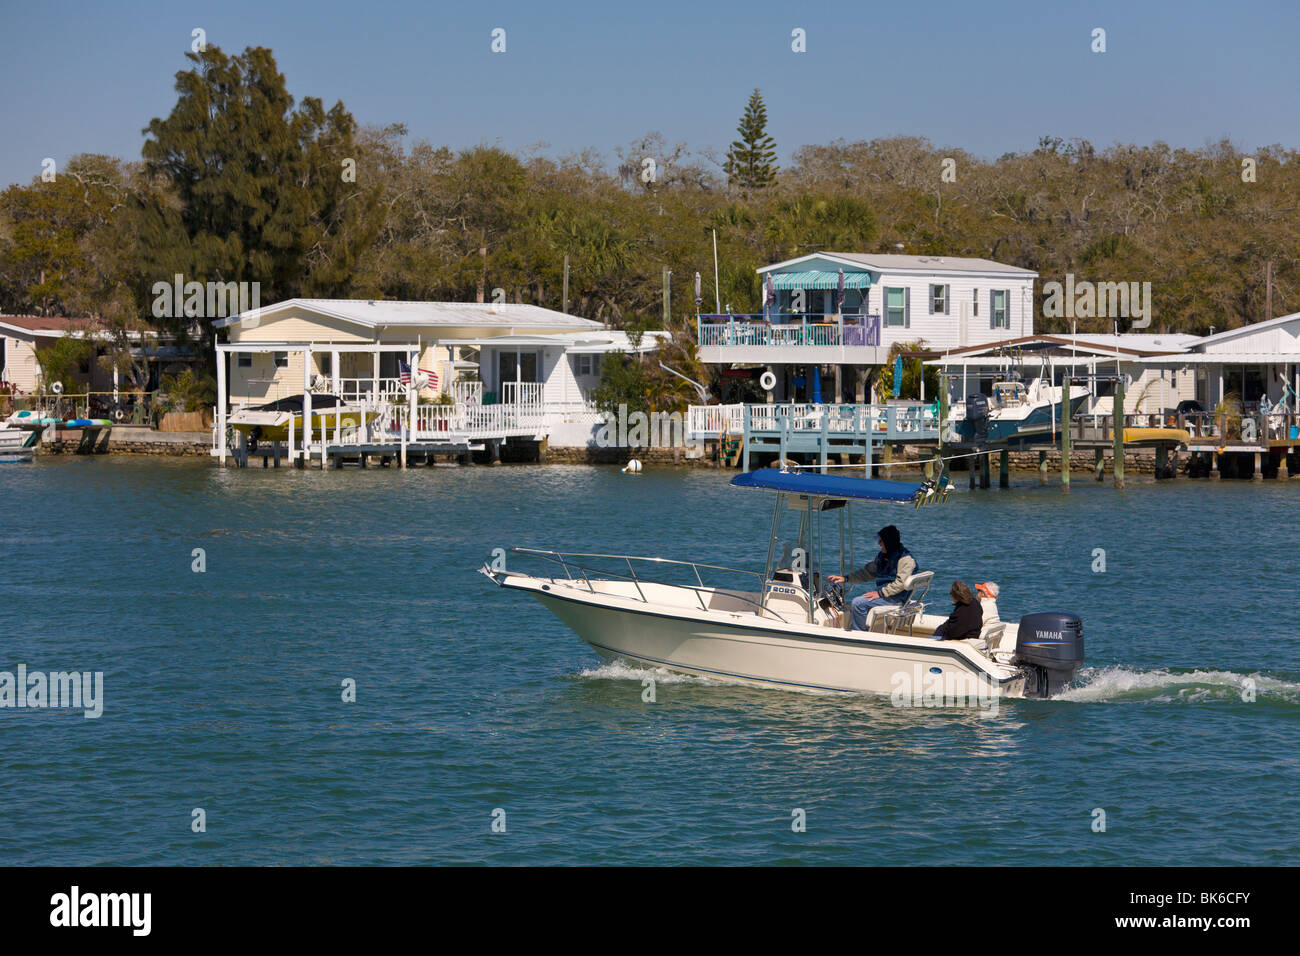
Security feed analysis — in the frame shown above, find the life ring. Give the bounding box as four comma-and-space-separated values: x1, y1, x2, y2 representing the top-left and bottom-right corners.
760, 370, 777, 391
51, 381, 64, 395
114, 408, 125, 422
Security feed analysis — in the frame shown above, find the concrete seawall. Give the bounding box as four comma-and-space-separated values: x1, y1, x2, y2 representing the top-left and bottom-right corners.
40, 425, 210, 457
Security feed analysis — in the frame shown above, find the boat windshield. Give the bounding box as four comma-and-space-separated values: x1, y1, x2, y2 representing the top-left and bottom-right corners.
255, 394, 345, 412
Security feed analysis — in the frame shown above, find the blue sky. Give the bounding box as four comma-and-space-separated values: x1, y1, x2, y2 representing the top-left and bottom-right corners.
2, 0, 1297, 187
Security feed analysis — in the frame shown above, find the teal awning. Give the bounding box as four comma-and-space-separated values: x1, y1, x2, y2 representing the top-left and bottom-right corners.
769, 270, 872, 291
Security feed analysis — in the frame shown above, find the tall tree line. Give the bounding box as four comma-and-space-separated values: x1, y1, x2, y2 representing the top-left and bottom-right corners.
2, 48, 1297, 361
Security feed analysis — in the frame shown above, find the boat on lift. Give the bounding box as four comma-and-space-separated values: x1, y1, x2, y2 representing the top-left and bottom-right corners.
950, 373, 1090, 446
228, 394, 377, 449
482, 469, 1084, 699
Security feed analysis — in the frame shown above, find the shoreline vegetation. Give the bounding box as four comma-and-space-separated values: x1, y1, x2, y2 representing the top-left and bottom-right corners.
2, 45, 1296, 415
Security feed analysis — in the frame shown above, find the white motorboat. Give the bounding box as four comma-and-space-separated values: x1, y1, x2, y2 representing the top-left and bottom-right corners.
0, 410, 49, 462
483, 470, 1084, 700
951, 375, 1090, 446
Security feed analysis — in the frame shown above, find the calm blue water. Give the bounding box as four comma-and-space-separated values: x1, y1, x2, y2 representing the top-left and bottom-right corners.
1, 457, 1297, 865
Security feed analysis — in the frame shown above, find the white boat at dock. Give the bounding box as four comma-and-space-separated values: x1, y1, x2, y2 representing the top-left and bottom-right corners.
483, 469, 1084, 700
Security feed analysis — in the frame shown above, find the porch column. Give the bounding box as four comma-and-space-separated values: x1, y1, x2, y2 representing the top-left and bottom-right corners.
332, 349, 340, 394
302, 347, 313, 466
372, 349, 381, 400
217, 344, 228, 466
404, 348, 415, 469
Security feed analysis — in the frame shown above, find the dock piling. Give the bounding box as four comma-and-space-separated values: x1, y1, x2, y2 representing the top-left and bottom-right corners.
1112, 378, 1125, 489
1061, 378, 1071, 489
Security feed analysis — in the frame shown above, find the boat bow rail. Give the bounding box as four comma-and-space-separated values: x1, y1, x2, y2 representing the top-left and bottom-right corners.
482, 547, 791, 623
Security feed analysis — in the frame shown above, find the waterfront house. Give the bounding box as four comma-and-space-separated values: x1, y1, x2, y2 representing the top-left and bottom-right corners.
696, 252, 1037, 402
211, 298, 668, 461
212, 298, 606, 406
0, 314, 196, 398
932, 314, 1300, 418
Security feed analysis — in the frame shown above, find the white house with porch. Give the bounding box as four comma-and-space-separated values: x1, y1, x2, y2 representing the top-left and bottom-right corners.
210, 298, 667, 464
697, 252, 1037, 403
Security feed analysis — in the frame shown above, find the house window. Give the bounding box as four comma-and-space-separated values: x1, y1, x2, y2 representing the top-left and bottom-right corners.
237, 353, 252, 368
930, 284, 948, 314
273, 352, 289, 369
991, 290, 1008, 329
575, 354, 600, 377
886, 287, 908, 327
317, 354, 333, 376
973, 289, 979, 317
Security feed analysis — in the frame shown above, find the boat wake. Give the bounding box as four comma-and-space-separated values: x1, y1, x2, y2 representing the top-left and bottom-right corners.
577, 661, 724, 687
1057, 666, 1300, 704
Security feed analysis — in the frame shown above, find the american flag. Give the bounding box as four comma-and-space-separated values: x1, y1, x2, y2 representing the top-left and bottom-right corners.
399, 361, 411, 385
419, 367, 439, 389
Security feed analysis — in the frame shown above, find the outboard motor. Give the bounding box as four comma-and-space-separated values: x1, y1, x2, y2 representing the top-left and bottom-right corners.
1014, 613, 1084, 698
965, 393, 990, 442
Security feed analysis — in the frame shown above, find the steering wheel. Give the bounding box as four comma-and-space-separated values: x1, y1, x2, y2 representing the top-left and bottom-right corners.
822, 580, 845, 613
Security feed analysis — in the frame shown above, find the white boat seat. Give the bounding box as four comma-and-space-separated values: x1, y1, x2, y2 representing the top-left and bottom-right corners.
873, 570, 935, 636
981, 621, 1016, 661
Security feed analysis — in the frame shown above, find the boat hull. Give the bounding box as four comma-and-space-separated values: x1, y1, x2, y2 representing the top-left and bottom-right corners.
954, 392, 1090, 446
509, 575, 1025, 699
229, 408, 374, 442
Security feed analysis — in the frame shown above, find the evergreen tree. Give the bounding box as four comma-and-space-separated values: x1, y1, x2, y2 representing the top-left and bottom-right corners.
137, 45, 375, 318
724, 90, 778, 195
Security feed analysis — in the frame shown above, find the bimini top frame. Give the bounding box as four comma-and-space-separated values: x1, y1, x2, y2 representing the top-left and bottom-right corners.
732, 469, 951, 623
731, 469, 926, 503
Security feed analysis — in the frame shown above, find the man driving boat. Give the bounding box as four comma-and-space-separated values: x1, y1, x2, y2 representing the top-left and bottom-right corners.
827, 525, 918, 630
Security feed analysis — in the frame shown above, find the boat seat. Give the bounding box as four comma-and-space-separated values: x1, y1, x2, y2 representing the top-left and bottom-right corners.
981, 621, 1015, 661
873, 571, 934, 636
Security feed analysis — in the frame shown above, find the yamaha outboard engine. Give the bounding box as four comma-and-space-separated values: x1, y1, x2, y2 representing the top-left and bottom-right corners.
965, 393, 990, 442
1014, 613, 1084, 698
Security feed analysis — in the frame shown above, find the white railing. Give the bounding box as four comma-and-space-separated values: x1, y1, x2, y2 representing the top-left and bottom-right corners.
335, 377, 405, 402
697, 314, 882, 349
452, 381, 482, 405
501, 381, 544, 407
687, 402, 939, 440
687, 403, 745, 437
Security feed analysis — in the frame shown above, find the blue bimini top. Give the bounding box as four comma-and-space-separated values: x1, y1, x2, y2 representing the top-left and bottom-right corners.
730, 469, 922, 503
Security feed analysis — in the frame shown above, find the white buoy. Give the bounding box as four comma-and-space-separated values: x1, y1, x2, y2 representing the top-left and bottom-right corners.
622, 458, 643, 474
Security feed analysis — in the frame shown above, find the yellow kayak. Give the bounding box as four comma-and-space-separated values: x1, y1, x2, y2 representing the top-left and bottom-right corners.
1123, 427, 1191, 445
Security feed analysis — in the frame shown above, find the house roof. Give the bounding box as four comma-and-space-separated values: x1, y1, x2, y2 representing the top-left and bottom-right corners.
0, 315, 101, 336
456, 330, 669, 354
758, 252, 1037, 278
926, 333, 1196, 362
1065, 333, 1202, 352
212, 298, 604, 332
1191, 311, 1300, 347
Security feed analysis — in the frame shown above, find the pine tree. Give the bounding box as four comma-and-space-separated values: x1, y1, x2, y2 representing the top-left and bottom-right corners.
137, 46, 375, 314
724, 90, 778, 195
